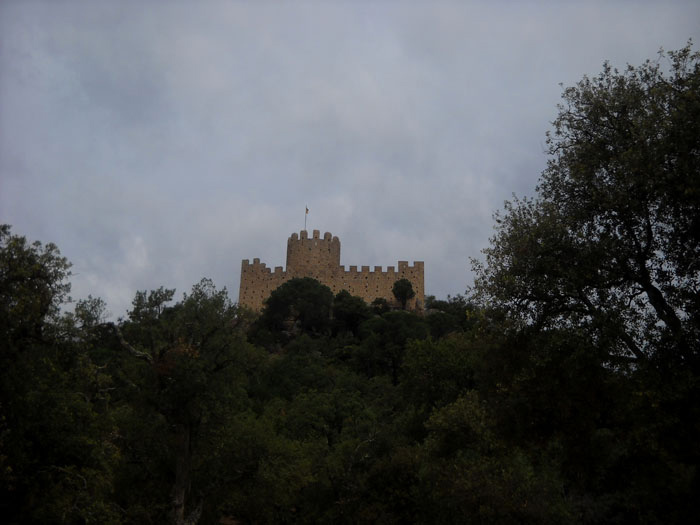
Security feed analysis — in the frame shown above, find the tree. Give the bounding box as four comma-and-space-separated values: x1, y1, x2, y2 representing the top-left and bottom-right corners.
371, 297, 390, 315
473, 43, 700, 366
356, 311, 428, 385
0, 224, 71, 350
471, 44, 700, 522
332, 290, 372, 336
402, 337, 477, 409
392, 278, 415, 310
258, 277, 333, 339
0, 226, 121, 523
424, 294, 477, 337
416, 392, 570, 523
112, 279, 263, 524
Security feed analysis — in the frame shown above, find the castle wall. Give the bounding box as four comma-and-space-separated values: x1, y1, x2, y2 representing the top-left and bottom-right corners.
239, 230, 424, 313
239, 259, 290, 312
333, 261, 424, 311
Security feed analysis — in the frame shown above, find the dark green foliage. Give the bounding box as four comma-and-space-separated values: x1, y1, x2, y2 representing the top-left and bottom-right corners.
371, 296, 390, 315
392, 278, 415, 309
332, 290, 372, 336
402, 336, 477, 409
425, 293, 476, 337
258, 277, 333, 340
0, 224, 71, 349
354, 310, 429, 385
474, 43, 700, 365
0, 225, 121, 523
113, 278, 265, 524
470, 43, 700, 522
417, 393, 571, 524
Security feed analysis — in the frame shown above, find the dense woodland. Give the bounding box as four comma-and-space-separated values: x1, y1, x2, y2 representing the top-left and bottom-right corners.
2, 45, 699, 524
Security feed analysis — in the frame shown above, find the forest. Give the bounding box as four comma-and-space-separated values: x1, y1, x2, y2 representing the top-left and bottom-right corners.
1, 45, 698, 524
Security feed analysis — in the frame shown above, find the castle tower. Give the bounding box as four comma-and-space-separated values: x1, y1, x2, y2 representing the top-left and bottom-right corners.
286, 230, 341, 280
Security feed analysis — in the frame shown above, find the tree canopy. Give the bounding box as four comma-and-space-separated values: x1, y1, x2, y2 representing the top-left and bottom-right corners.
469, 43, 700, 522
473, 43, 700, 366
258, 277, 334, 338
332, 289, 372, 336
392, 278, 416, 309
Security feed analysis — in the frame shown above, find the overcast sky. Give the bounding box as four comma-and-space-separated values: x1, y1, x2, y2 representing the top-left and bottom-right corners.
2, 1, 699, 318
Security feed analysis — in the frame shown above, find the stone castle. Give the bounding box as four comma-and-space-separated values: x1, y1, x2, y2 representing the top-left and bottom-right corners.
239, 230, 424, 312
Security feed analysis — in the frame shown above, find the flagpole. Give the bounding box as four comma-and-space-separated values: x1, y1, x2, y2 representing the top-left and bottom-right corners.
304, 205, 308, 230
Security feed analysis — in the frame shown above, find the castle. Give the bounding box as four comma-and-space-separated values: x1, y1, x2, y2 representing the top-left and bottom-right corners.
239, 230, 424, 312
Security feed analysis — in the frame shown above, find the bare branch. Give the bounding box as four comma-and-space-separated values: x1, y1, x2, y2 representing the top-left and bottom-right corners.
106, 322, 153, 364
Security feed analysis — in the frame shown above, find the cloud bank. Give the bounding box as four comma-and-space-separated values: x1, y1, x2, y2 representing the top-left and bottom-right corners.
2, 1, 698, 317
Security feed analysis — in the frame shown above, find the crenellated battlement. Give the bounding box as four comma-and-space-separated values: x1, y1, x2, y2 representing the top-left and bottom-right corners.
242, 259, 286, 275
239, 230, 424, 312
287, 230, 339, 245
339, 261, 424, 274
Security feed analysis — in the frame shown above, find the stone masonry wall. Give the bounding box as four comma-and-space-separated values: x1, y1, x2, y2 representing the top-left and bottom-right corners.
239, 230, 424, 313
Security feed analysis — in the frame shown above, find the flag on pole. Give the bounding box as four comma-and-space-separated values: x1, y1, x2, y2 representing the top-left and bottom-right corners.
306, 206, 309, 214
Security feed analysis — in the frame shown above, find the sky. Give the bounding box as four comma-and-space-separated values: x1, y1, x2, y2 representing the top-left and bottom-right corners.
1, 1, 699, 319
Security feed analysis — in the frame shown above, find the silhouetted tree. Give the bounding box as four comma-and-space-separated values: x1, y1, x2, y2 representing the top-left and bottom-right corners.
332, 290, 372, 336
473, 43, 700, 366
392, 278, 415, 310
371, 297, 390, 315
259, 277, 333, 339
471, 43, 700, 522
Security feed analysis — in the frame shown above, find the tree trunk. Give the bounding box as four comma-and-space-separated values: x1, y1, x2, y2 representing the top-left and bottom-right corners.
171, 424, 192, 525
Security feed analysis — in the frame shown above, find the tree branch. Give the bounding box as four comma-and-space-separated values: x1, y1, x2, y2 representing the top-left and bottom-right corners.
106, 322, 153, 364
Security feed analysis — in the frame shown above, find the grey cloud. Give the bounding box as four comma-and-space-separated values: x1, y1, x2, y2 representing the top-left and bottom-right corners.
2, 1, 699, 318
